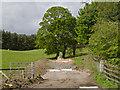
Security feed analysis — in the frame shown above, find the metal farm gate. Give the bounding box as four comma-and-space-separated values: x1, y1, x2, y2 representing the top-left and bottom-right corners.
9, 62, 34, 79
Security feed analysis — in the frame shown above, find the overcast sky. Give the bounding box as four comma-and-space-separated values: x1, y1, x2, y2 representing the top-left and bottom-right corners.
1, 1, 88, 35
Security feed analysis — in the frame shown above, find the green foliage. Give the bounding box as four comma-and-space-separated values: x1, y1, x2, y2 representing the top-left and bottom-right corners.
36, 6, 77, 57
2, 30, 37, 50
76, 2, 119, 45
89, 21, 119, 66
77, 2, 119, 66
95, 2, 119, 23
75, 2, 98, 45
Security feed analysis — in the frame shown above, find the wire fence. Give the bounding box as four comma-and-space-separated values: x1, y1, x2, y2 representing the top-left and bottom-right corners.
9, 62, 34, 79
0, 62, 35, 81
1, 59, 49, 83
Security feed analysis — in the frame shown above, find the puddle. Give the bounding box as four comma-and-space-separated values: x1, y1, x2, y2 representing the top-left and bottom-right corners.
61, 69, 73, 71
79, 86, 98, 88
48, 69, 73, 72
48, 69, 60, 72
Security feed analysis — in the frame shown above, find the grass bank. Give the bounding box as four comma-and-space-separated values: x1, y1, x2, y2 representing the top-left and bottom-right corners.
72, 47, 119, 88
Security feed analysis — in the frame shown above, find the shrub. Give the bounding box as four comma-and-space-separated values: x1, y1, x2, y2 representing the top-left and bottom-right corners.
89, 21, 119, 66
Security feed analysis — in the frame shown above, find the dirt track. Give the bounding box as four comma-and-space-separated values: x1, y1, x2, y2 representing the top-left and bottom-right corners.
30, 58, 98, 88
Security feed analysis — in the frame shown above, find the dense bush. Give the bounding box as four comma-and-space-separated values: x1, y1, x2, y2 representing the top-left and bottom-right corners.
89, 21, 119, 66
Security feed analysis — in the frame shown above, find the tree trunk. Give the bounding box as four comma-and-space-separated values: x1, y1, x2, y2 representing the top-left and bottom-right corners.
62, 48, 66, 58
62, 50, 65, 58
55, 52, 59, 59
73, 46, 76, 56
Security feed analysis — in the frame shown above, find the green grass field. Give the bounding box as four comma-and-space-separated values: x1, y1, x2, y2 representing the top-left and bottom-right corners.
2, 49, 55, 69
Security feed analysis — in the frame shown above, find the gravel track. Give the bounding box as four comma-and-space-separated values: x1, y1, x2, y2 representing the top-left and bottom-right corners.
31, 58, 98, 88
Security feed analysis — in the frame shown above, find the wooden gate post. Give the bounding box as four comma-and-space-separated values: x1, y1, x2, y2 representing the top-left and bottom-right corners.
31, 62, 34, 78
97, 61, 99, 72
22, 70, 24, 79
9, 63, 11, 78
99, 60, 104, 72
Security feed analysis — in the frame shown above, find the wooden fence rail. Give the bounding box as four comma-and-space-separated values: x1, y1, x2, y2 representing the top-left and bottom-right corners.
104, 64, 120, 85
92, 56, 120, 84
0, 68, 25, 70
105, 64, 120, 69
103, 70, 120, 80
104, 74, 120, 85
104, 66, 120, 75
0, 71, 9, 80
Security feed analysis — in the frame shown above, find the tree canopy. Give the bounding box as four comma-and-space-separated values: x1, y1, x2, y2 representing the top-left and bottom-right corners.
36, 6, 76, 58
75, 2, 98, 45
75, 2, 119, 45
2, 30, 37, 50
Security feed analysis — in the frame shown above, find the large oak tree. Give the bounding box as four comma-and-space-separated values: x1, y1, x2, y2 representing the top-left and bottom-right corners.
36, 6, 76, 58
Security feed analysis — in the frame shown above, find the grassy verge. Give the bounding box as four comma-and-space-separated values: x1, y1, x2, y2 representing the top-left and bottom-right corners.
72, 47, 119, 88
72, 53, 97, 72
94, 72, 118, 88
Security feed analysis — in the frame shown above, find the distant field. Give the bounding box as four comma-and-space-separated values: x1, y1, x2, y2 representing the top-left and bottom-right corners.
1, 47, 89, 69
2, 49, 55, 69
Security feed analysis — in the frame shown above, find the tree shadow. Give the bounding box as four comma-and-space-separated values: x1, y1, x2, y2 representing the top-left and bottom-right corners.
48, 57, 57, 60
48, 52, 90, 60
65, 52, 90, 59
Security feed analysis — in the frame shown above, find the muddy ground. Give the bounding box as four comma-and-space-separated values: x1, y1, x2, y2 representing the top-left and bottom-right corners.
30, 58, 99, 88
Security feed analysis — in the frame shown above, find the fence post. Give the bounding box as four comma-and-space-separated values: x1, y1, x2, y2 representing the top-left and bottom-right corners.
97, 62, 99, 72
18, 63, 20, 78
22, 70, 23, 79
9, 63, 11, 78
100, 60, 104, 72
31, 62, 34, 78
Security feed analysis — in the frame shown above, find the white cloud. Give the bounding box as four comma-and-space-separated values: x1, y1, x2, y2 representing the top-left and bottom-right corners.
0, 0, 2, 30
2, 2, 85, 34
2, 0, 91, 2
